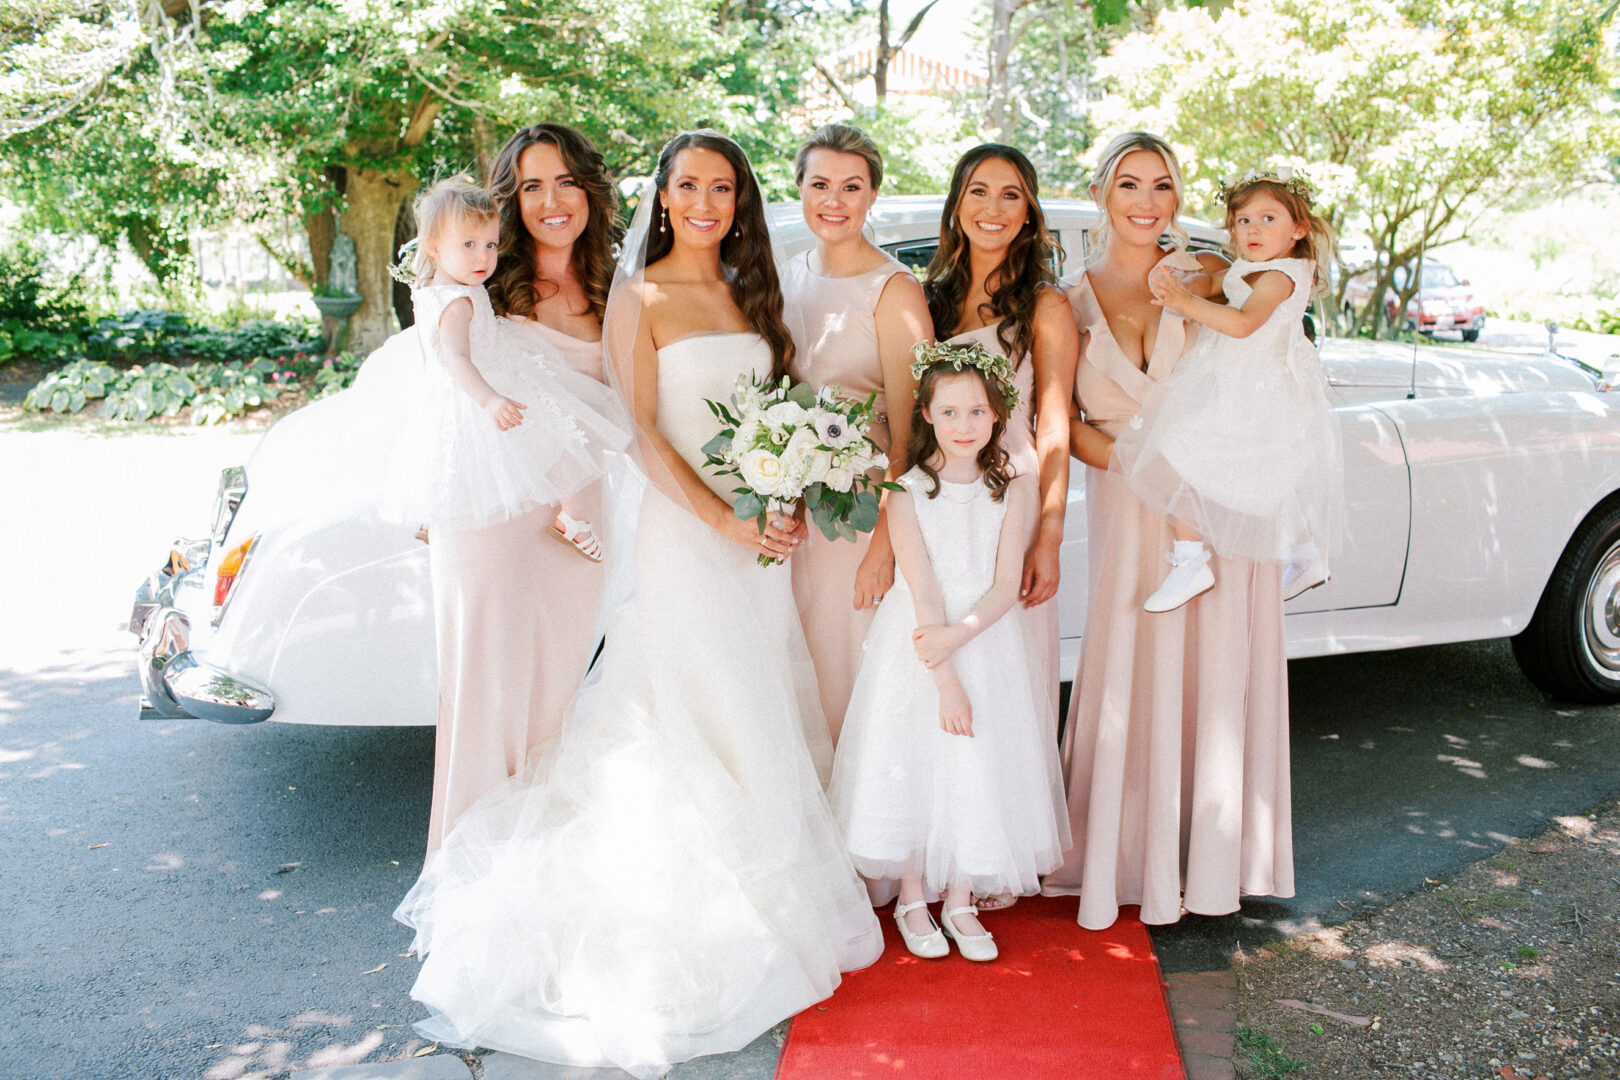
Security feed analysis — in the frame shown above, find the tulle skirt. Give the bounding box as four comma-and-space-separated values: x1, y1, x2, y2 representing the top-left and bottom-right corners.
371, 329, 631, 530
394, 483, 882, 1079
828, 578, 1070, 900
1112, 333, 1342, 565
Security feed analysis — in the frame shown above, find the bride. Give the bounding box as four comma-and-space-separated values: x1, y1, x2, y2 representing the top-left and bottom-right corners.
394, 130, 884, 1079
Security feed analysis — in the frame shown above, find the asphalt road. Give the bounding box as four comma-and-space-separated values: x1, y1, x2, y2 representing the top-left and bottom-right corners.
2, 419, 1618, 1079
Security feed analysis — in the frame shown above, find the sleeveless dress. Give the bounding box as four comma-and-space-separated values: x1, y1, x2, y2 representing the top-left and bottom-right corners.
942, 324, 1060, 734
1111, 257, 1342, 564
395, 332, 883, 1079
424, 317, 617, 853
1041, 252, 1294, 930
377, 283, 630, 531
781, 250, 915, 744
829, 468, 1070, 898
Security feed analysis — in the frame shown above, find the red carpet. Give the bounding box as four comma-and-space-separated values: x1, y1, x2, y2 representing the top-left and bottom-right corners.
775, 897, 1184, 1080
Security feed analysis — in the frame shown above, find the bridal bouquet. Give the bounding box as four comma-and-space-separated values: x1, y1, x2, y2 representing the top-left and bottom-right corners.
703, 374, 898, 566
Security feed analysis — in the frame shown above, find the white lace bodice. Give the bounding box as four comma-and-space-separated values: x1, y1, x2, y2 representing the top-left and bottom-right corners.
656, 332, 772, 504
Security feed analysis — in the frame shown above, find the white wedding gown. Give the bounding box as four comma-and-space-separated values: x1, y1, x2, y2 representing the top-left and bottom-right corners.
394, 331, 884, 1079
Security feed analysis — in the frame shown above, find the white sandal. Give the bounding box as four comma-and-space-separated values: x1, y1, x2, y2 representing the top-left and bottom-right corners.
940, 905, 997, 962
893, 900, 948, 959
551, 512, 604, 563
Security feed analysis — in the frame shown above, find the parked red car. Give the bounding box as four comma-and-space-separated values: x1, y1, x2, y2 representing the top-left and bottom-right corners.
1344, 259, 1486, 342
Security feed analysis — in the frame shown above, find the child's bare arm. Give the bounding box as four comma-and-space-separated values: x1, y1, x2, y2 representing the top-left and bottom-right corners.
438, 296, 524, 429
934, 661, 973, 737
1150, 267, 1294, 339
889, 487, 947, 630
912, 476, 1037, 667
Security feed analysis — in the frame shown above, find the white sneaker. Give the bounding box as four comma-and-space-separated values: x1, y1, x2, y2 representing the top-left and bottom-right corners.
1144, 541, 1214, 613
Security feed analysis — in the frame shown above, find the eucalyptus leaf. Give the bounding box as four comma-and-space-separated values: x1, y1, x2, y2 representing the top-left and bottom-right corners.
785, 382, 817, 408
734, 491, 764, 520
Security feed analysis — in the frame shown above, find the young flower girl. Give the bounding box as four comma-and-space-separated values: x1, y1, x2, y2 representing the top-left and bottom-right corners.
829, 344, 1070, 962
381, 176, 626, 555
1113, 169, 1343, 611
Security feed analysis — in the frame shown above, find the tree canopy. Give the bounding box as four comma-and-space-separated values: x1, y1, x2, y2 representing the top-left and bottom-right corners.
1093, 0, 1620, 332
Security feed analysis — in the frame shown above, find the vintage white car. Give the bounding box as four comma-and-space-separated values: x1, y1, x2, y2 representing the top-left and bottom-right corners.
130, 197, 1620, 724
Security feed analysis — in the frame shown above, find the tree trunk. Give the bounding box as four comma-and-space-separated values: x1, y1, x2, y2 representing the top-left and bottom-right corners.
876, 0, 891, 102
342, 166, 418, 355
986, 0, 1024, 143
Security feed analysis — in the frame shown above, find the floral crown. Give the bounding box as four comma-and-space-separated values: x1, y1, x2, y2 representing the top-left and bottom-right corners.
1217, 166, 1313, 206
910, 341, 1021, 412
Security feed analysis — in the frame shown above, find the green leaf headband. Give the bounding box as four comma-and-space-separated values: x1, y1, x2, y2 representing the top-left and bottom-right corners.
1217, 166, 1313, 206
910, 341, 1022, 413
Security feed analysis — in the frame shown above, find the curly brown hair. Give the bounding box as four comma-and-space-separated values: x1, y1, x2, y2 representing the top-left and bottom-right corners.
904, 364, 1014, 503
923, 144, 1061, 365
646, 130, 794, 383
486, 123, 619, 322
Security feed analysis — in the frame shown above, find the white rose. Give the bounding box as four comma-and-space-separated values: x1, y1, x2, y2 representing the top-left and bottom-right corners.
738, 448, 788, 497
764, 400, 808, 428
732, 418, 764, 456
824, 465, 855, 493
814, 411, 856, 449
805, 447, 834, 484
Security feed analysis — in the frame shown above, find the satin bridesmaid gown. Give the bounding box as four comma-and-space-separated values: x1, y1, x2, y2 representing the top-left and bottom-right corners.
781, 250, 915, 744
1041, 252, 1294, 930
424, 317, 609, 852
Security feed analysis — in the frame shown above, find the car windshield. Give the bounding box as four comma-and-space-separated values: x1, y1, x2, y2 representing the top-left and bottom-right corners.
1421, 264, 1461, 289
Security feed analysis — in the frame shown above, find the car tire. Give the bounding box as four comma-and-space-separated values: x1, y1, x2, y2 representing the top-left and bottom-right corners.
1512, 499, 1620, 703
1462, 328, 1480, 343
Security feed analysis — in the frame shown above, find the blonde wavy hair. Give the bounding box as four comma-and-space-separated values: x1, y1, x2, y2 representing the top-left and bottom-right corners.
1085, 132, 1189, 265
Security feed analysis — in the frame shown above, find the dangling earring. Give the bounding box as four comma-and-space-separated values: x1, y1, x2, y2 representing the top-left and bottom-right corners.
732, 223, 741, 239
659, 206, 667, 234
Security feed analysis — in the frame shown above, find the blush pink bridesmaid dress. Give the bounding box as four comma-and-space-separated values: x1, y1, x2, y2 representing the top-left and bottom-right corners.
424, 318, 608, 852
781, 250, 915, 744
1041, 254, 1294, 930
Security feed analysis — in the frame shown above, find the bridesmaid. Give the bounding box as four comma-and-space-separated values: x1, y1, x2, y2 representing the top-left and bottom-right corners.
1041, 131, 1293, 929
781, 123, 933, 745
423, 123, 619, 852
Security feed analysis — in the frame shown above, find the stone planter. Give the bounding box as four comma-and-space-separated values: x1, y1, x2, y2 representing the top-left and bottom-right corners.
312, 293, 363, 353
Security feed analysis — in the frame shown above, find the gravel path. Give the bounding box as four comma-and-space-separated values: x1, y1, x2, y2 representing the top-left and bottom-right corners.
1231, 799, 1620, 1079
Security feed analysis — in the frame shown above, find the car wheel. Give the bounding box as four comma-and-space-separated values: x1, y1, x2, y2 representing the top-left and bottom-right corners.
1462, 328, 1480, 343
1512, 499, 1620, 703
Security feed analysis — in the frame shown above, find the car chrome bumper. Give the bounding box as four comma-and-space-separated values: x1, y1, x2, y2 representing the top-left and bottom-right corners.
131, 543, 275, 725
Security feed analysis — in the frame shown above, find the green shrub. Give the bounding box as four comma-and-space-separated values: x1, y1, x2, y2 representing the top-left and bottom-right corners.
1570, 307, 1620, 335
22, 347, 362, 424
0, 244, 89, 331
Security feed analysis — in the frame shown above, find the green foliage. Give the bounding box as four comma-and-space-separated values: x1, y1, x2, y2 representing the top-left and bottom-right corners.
1570, 307, 1620, 335
1235, 1026, 1305, 1077
22, 348, 360, 424
1093, 0, 1620, 338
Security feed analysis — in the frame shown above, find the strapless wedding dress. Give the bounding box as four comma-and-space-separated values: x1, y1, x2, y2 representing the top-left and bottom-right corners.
395, 332, 882, 1079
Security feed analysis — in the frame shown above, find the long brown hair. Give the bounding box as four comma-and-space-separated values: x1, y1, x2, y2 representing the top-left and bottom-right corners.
486, 123, 619, 321
646, 130, 794, 382
904, 364, 1013, 503
923, 144, 1061, 365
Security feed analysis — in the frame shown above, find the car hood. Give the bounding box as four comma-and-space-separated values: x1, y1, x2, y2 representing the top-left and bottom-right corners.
1319, 338, 1596, 397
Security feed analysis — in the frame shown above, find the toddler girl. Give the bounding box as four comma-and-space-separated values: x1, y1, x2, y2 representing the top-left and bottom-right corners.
1115, 169, 1343, 611
381, 176, 626, 555
828, 344, 1070, 961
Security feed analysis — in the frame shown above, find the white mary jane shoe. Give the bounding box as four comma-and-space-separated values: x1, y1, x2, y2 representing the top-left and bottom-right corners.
1144, 541, 1214, 613
894, 900, 949, 959
1282, 560, 1329, 601
940, 905, 998, 962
